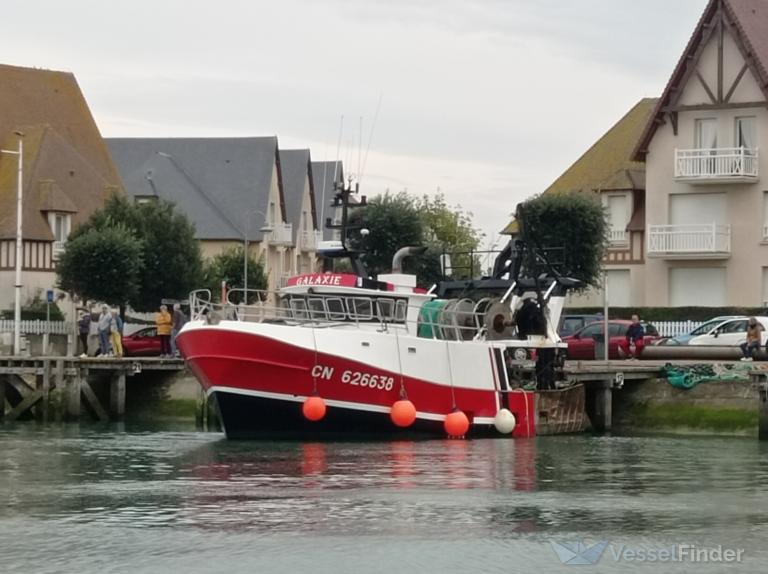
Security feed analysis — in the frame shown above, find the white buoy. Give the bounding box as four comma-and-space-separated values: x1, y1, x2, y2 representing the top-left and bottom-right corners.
494, 408, 516, 434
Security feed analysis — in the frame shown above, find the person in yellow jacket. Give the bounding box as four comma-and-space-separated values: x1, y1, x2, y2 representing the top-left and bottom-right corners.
156, 304, 173, 357
110, 308, 124, 358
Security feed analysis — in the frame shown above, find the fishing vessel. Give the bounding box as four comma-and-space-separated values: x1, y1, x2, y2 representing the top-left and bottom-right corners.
177, 182, 585, 439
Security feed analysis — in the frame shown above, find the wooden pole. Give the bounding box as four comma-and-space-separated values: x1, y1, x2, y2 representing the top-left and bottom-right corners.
759, 381, 768, 440
66, 368, 82, 420
52, 358, 65, 422
0, 375, 6, 421
37, 359, 52, 422
110, 372, 126, 420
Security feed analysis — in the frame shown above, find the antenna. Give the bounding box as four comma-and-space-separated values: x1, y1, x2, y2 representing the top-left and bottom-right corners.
360, 92, 382, 185
357, 115, 363, 185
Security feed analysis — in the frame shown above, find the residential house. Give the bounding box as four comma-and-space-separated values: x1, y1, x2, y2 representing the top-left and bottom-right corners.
107, 137, 294, 292
279, 149, 321, 281
502, 98, 657, 306
0, 63, 123, 312
311, 160, 344, 241
635, 0, 768, 306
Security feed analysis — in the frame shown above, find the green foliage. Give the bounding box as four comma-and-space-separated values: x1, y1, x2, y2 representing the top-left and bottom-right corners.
348, 192, 482, 286
64, 194, 203, 311
350, 192, 424, 277
516, 193, 607, 287
0, 292, 66, 320
56, 225, 143, 305
631, 404, 757, 433
565, 306, 768, 322
416, 194, 484, 281
203, 246, 267, 302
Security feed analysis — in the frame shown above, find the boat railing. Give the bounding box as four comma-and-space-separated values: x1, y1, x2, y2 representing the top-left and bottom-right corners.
188, 287, 548, 344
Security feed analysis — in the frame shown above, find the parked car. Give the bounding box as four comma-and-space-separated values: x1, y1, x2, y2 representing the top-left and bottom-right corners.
562, 320, 660, 360
122, 326, 162, 357
657, 316, 744, 345
688, 316, 768, 347
558, 314, 603, 337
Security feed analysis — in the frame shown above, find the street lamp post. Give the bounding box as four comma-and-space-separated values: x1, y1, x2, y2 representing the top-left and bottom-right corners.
1, 132, 24, 355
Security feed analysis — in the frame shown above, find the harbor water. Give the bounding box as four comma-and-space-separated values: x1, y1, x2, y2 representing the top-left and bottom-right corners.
1, 425, 767, 573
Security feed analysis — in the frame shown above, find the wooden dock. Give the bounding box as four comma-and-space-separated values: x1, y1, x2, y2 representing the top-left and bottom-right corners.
2, 356, 764, 438
0, 356, 185, 423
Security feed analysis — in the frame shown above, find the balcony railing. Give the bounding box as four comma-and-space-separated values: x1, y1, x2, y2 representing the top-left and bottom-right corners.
300, 230, 323, 250
52, 240, 66, 261
647, 223, 731, 258
674, 147, 758, 182
608, 229, 628, 246
269, 222, 294, 246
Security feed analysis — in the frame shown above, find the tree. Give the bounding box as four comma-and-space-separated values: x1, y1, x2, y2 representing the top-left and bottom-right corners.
203, 246, 267, 303
65, 194, 204, 311
515, 192, 607, 288
349, 192, 424, 278
416, 193, 483, 280
57, 225, 143, 305
348, 191, 483, 287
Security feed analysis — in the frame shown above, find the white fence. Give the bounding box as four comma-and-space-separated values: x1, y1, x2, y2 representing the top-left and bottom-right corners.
653, 320, 703, 338
0, 320, 73, 335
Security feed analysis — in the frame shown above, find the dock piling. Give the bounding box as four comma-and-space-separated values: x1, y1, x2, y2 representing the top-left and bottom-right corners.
110, 372, 126, 420
759, 382, 768, 440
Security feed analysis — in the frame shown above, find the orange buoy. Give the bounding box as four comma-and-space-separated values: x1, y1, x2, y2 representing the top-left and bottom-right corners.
302, 396, 326, 421
390, 399, 417, 427
444, 409, 470, 438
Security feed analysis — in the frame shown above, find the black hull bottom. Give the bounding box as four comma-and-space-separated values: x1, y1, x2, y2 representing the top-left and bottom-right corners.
213, 390, 501, 440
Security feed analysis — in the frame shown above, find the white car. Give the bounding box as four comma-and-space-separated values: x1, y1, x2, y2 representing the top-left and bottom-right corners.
687, 316, 768, 346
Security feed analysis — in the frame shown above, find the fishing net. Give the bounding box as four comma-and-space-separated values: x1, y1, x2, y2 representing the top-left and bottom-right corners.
662, 362, 757, 389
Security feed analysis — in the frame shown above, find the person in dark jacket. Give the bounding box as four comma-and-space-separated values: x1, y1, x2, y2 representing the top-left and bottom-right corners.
77, 311, 90, 357
624, 314, 645, 359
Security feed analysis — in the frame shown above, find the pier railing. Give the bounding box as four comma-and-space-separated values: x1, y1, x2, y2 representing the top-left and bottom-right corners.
0, 320, 73, 335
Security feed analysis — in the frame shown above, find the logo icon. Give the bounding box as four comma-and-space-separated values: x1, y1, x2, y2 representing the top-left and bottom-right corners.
550, 540, 609, 565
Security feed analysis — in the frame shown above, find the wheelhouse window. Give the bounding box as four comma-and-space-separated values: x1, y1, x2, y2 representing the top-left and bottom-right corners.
326, 298, 347, 320
347, 297, 373, 320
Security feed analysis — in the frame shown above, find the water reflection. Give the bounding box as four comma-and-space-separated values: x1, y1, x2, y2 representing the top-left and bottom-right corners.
2, 426, 768, 573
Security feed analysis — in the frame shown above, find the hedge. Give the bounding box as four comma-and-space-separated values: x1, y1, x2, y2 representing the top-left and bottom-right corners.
564, 306, 768, 322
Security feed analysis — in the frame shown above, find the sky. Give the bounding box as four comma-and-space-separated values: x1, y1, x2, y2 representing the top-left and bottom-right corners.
0, 0, 708, 247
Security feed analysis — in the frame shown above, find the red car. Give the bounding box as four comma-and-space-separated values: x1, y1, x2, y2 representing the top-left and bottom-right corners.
122, 327, 162, 357
562, 320, 660, 360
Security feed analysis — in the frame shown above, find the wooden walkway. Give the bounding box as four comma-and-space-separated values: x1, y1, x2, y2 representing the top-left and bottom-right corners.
0, 356, 184, 423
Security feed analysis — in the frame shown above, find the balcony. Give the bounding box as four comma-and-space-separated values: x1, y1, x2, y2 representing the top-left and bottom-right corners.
52, 240, 66, 261
300, 230, 323, 251
674, 147, 758, 184
269, 222, 294, 246
607, 229, 628, 247
647, 223, 731, 259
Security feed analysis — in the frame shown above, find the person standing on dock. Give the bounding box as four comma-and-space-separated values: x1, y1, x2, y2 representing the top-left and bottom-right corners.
78, 311, 90, 357
156, 304, 173, 357
171, 303, 187, 357
740, 317, 763, 362
110, 309, 124, 358
624, 314, 645, 360
98, 305, 113, 357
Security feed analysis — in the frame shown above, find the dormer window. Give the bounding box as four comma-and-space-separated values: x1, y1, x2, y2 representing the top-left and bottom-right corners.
47, 212, 71, 261
48, 212, 71, 244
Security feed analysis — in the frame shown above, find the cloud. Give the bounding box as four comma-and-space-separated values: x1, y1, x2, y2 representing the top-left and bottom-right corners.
1, 0, 709, 240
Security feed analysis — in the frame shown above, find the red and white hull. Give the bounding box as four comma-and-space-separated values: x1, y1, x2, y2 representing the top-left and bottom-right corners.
177, 319, 535, 439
